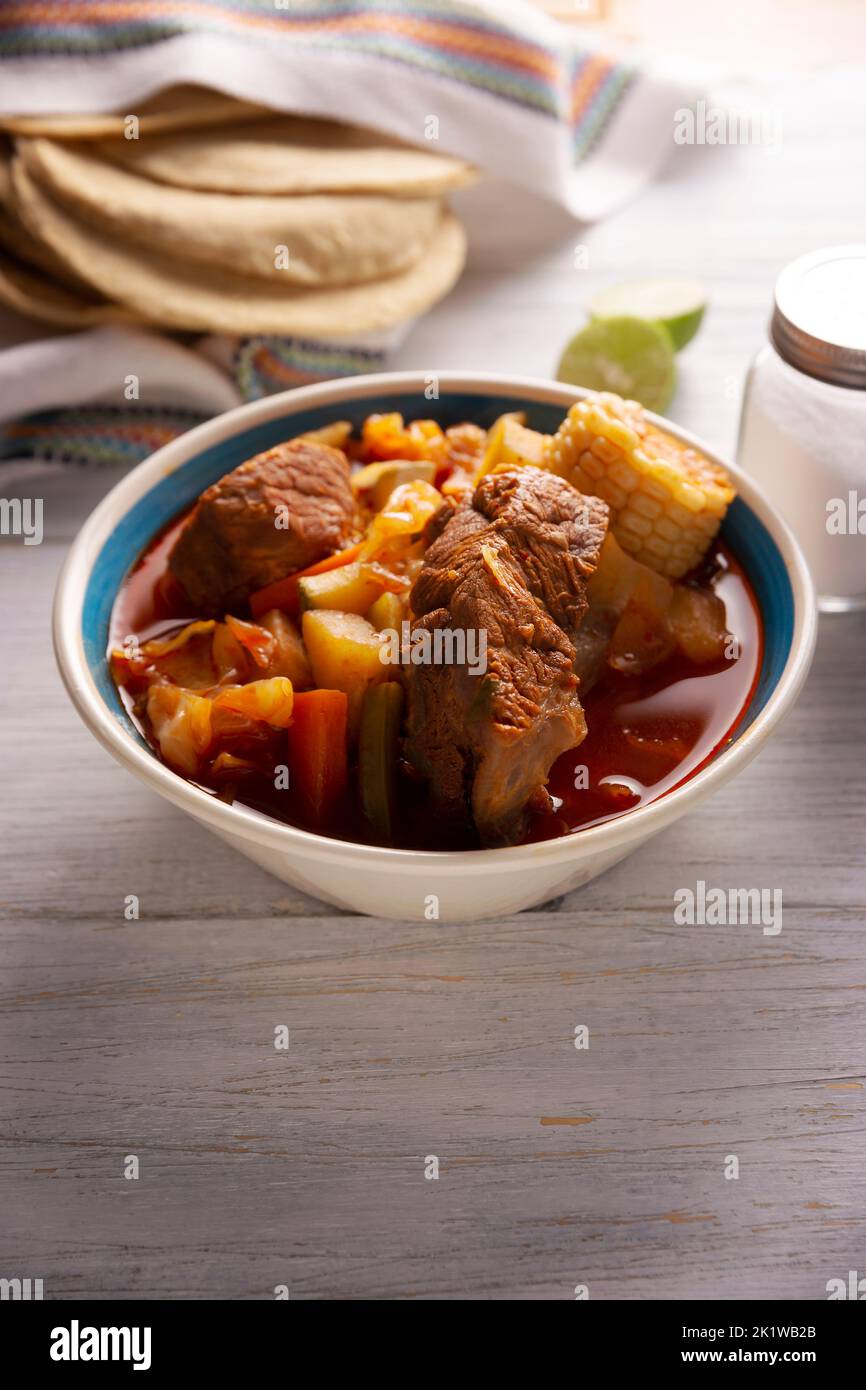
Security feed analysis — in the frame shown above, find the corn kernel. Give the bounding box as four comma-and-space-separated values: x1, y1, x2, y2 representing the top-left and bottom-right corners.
630, 492, 663, 520
619, 511, 653, 539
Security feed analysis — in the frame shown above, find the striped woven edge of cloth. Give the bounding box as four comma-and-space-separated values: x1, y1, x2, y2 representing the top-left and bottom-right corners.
0, 407, 208, 469
0, 335, 392, 467
0, 0, 636, 164
235, 335, 390, 400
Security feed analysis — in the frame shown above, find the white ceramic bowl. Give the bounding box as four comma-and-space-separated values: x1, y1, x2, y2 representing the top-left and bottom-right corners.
54, 372, 817, 921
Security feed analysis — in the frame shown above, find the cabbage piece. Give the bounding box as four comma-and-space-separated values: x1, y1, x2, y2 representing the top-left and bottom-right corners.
140, 620, 216, 658
224, 615, 275, 669
211, 752, 257, 775
146, 686, 213, 774
213, 677, 294, 728
359, 479, 443, 564
211, 622, 249, 684
113, 620, 217, 691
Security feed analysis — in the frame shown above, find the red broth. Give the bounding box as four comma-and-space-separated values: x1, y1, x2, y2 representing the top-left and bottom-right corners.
110, 532, 762, 851
531, 547, 762, 842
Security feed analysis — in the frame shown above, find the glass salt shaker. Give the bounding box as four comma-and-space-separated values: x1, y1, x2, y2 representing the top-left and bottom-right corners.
737, 245, 866, 612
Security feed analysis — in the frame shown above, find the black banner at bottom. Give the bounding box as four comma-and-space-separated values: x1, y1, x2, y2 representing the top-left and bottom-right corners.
4, 1298, 861, 1376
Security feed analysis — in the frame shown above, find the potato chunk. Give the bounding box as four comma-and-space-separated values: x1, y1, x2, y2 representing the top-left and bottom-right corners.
302, 609, 389, 737
297, 560, 387, 615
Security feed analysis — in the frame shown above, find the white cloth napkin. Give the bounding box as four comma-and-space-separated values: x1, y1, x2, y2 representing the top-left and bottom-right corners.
0, 0, 698, 467
0, 0, 692, 220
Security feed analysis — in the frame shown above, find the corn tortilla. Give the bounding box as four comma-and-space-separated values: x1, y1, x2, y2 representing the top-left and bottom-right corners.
11, 159, 467, 337
19, 138, 445, 288
93, 115, 477, 198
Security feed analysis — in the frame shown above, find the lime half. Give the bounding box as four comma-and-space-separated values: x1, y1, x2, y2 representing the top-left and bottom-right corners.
590, 278, 707, 351
556, 316, 677, 413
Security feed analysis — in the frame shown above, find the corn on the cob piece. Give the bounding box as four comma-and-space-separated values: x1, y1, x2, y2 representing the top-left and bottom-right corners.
544, 392, 735, 578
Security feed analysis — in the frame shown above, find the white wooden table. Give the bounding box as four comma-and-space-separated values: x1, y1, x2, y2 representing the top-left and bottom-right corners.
2, 69, 864, 1300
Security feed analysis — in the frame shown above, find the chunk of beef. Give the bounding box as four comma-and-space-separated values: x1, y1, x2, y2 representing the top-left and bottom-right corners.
405, 468, 609, 846
169, 439, 355, 614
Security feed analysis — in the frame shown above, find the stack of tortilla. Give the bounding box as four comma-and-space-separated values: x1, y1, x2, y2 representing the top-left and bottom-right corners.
0, 87, 475, 337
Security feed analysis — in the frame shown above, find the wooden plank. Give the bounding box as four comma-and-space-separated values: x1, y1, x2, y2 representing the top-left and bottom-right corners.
2, 909, 863, 1299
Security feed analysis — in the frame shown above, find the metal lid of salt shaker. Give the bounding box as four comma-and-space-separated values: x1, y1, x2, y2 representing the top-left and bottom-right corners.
771, 244, 866, 390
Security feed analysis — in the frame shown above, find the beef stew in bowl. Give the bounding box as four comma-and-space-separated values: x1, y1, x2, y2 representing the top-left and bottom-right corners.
109, 391, 762, 852
55, 371, 814, 919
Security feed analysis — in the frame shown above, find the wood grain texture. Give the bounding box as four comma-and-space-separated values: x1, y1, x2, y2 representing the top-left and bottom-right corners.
1, 68, 865, 1300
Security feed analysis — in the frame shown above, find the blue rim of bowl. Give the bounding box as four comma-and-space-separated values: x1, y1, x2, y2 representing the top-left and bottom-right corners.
84, 389, 793, 754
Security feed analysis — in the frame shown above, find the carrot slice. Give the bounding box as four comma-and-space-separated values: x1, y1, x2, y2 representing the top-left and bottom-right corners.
249, 544, 363, 619
286, 689, 348, 827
